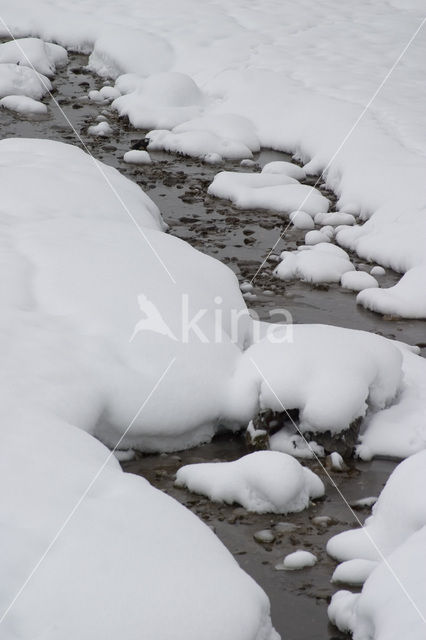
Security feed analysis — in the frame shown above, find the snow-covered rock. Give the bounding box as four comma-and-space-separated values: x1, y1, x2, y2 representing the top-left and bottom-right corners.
0, 63, 51, 99
0, 94, 47, 115
123, 149, 152, 164
276, 550, 317, 570
175, 451, 324, 514
0, 37, 67, 76
262, 160, 306, 181
88, 120, 113, 136
304, 230, 331, 245
289, 210, 315, 230
208, 171, 328, 215
341, 270, 378, 292
275, 244, 354, 284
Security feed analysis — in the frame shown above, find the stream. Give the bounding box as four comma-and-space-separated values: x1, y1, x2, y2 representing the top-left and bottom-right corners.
2, 48, 425, 639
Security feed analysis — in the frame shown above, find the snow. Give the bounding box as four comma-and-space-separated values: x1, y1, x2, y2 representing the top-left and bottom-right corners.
175, 451, 324, 514
341, 271, 379, 292
327, 452, 347, 471
233, 324, 403, 436
146, 114, 260, 161
113, 71, 203, 130
370, 265, 386, 277
289, 210, 315, 230
261, 161, 306, 181
331, 559, 377, 586
270, 429, 325, 459
123, 149, 152, 164
0, 420, 278, 640
357, 346, 426, 460
99, 84, 120, 101
357, 266, 426, 319
328, 451, 426, 639
208, 171, 329, 215
314, 212, 356, 227
275, 244, 354, 284
87, 121, 113, 136
0, 37, 67, 76
0, 63, 51, 99
304, 230, 331, 245
276, 550, 317, 570
0, 94, 47, 115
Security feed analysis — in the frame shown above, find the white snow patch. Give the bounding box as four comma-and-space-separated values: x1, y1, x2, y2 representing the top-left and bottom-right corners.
175, 451, 324, 514
123, 149, 152, 164
0, 94, 47, 115
277, 550, 317, 570
262, 160, 306, 181
341, 270, 379, 292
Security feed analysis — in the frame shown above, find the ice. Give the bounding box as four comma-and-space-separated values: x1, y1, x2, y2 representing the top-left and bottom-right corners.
0, 94, 47, 115
0, 37, 67, 76
0, 63, 51, 99
208, 171, 328, 215
276, 550, 317, 571
274, 244, 354, 284
262, 161, 306, 181
175, 451, 324, 514
357, 266, 426, 319
123, 150, 152, 164
341, 271, 379, 292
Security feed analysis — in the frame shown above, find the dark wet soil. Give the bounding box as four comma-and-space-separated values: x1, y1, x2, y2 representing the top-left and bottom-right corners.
0, 48, 422, 639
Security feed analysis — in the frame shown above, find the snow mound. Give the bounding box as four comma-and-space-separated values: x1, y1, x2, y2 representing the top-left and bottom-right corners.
304, 230, 331, 245
0, 94, 47, 115
289, 210, 315, 230
328, 451, 426, 639
113, 71, 203, 130
0, 418, 279, 640
0, 137, 163, 230
123, 149, 152, 164
147, 114, 259, 161
87, 120, 112, 136
315, 212, 356, 226
88, 26, 173, 79
262, 161, 306, 180
341, 270, 378, 292
208, 171, 329, 214
357, 266, 426, 319
277, 550, 317, 570
0, 37, 67, 76
233, 324, 402, 435
175, 451, 324, 514
0, 63, 51, 99
274, 244, 354, 284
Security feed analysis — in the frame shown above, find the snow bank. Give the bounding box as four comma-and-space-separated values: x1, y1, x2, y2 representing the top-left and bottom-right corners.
146, 114, 259, 161
0, 418, 278, 640
0, 63, 51, 99
357, 266, 426, 319
357, 346, 426, 460
208, 170, 329, 214
175, 451, 324, 514
112, 71, 203, 130
0, 37, 67, 76
328, 451, 426, 639
0, 94, 47, 115
231, 324, 402, 435
275, 244, 354, 284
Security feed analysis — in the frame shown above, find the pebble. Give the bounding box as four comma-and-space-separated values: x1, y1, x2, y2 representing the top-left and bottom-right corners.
253, 529, 275, 544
